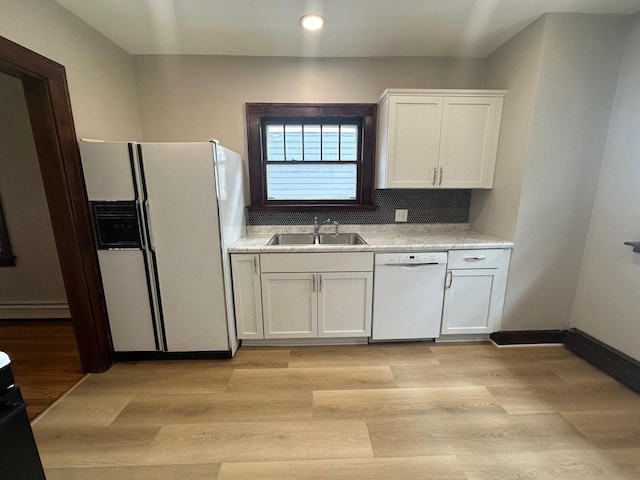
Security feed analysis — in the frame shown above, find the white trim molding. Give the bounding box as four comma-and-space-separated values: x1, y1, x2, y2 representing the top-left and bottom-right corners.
0, 302, 70, 319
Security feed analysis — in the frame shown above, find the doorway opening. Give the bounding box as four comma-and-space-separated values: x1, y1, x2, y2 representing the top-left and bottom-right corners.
0, 35, 113, 374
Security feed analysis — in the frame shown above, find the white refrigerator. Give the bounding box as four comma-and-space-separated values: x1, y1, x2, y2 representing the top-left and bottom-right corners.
80, 141, 245, 356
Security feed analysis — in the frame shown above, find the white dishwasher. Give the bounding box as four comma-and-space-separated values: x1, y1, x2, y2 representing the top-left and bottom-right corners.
372, 252, 448, 341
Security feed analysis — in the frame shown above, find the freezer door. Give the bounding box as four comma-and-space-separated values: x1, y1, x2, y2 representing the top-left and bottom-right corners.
79, 141, 137, 201
97, 250, 158, 352
139, 142, 230, 352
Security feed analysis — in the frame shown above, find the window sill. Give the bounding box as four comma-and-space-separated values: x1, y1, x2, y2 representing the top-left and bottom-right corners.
248, 204, 377, 213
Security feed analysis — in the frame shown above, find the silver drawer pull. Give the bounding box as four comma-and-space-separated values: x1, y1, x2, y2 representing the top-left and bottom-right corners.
464, 256, 486, 261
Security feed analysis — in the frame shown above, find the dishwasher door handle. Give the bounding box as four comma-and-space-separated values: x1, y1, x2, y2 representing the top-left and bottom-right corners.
382, 263, 440, 267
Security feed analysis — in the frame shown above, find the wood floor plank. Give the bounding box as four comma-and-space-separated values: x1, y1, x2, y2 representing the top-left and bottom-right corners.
77, 361, 233, 395
226, 366, 396, 392
545, 359, 621, 385
145, 420, 374, 464
34, 392, 132, 427
392, 363, 566, 388
562, 410, 640, 448
458, 448, 640, 480
44, 464, 220, 480
487, 383, 640, 414
32, 425, 161, 468
217, 456, 467, 480
367, 413, 592, 457
313, 386, 506, 419
113, 391, 312, 424
218, 347, 290, 369
288, 343, 439, 368
430, 344, 575, 366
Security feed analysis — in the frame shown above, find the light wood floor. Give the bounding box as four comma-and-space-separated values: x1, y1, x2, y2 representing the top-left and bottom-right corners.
0, 319, 84, 420
32, 342, 640, 479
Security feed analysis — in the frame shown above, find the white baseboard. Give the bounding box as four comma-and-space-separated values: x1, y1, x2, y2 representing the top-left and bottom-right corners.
0, 302, 71, 319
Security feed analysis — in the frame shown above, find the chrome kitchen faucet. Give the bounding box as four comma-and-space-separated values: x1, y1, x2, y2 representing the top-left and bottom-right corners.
312, 216, 332, 242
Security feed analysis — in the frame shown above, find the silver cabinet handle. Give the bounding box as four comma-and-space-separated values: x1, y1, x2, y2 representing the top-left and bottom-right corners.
253, 256, 258, 274
318, 273, 323, 292
446, 270, 453, 288
432, 166, 437, 185
464, 256, 487, 261
439, 167, 443, 186
312, 274, 316, 292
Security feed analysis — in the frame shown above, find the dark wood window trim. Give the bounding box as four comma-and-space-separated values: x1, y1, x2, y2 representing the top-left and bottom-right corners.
246, 103, 377, 211
0, 195, 15, 266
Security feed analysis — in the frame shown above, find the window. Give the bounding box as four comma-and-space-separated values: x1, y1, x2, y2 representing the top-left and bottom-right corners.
0, 195, 15, 266
246, 103, 376, 210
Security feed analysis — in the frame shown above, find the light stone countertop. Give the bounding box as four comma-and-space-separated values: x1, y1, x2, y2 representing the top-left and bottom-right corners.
229, 224, 513, 253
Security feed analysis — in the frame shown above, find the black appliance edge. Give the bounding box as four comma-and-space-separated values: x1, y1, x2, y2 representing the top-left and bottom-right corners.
113, 350, 233, 361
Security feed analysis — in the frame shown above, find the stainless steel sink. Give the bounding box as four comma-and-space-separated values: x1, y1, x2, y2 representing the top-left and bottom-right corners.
266, 233, 367, 246
318, 233, 367, 245
267, 234, 315, 245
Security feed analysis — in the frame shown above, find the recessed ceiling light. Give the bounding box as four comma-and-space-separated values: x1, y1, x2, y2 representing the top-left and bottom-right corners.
300, 14, 324, 31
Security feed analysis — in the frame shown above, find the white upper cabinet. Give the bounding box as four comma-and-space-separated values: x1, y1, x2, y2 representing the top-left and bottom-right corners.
377, 89, 505, 189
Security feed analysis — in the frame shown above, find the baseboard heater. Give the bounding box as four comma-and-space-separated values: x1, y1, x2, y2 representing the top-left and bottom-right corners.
491, 328, 640, 393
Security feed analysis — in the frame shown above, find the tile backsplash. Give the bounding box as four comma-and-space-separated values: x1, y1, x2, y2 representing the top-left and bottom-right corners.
247, 189, 471, 225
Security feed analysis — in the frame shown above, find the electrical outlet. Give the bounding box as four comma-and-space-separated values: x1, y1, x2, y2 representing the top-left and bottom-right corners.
395, 209, 408, 222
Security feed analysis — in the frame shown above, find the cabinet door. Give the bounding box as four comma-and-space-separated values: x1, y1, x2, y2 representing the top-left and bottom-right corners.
441, 269, 500, 334
261, 273, 317, 338
318, 272, 373, 338
231, 254, 264, 339
438, 97, 502, 188
384, 96, 443, 188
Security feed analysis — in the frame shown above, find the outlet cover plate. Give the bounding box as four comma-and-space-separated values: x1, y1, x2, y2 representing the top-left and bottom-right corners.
395, 209, 408, 222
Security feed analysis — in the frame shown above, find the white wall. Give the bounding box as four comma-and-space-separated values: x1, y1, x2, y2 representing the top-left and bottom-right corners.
0, 74, 68, 316
572, 12, 640, 361
470, 17, 547, 241
0, 0, 144, 318
474, 14, 628, 332
505, 14, 627, 331
0, 0, 142, 140
133, 55, 485, 158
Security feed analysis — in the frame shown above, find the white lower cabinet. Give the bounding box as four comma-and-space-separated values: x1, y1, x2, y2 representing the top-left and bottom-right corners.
441, 249, 510, 335
230, 254, 264, 339
233, 248, 510, 342
232, 252, 374, 340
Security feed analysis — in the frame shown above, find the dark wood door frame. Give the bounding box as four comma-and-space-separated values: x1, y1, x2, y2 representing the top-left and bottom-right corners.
0, 35, 113, 373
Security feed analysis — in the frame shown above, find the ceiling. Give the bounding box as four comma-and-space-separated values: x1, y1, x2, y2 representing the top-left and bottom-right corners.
56, 0, 640, 58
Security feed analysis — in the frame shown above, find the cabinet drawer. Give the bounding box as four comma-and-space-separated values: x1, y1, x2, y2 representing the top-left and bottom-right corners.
447, 249, 507, 269
260, 252, 373, 273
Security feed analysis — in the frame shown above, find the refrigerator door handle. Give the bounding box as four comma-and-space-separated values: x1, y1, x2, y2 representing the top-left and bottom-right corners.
144, 200, 157, 252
